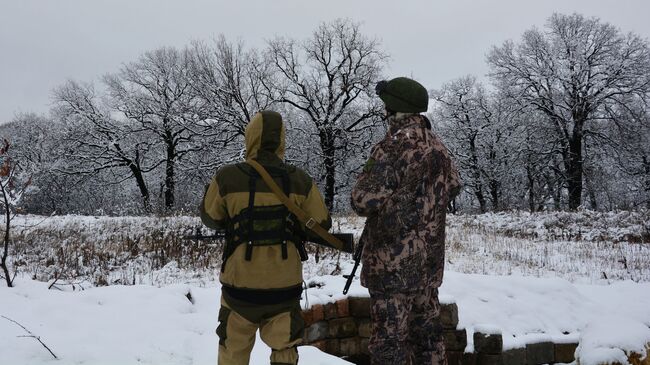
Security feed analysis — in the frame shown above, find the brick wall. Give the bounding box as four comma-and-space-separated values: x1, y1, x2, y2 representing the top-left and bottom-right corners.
300, 297, 580, 365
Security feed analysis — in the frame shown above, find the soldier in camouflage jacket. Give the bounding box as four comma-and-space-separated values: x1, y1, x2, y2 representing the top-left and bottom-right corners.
351, 77, 461, 365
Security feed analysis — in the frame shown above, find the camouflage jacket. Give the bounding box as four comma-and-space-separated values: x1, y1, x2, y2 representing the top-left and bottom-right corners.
351, 113, 461, 293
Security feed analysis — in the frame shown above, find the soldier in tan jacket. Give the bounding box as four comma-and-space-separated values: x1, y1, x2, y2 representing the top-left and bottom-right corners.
351, 77, 461, 365
201, 110, 331, 365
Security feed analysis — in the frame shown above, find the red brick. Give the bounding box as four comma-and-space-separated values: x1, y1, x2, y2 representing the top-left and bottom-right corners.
326, 339, 341, 356
336, 299, 349, 317
360, 338, 370, 355
324, 302, 338, 320
310, 340, 327, 352
305, 321, 329, 342
357, 319, 372, 338
340, 337, 362, 356
311, 304, 324, 322
301, 309, 315, 326
349, 297, 371, 317
329, 317, 358, 338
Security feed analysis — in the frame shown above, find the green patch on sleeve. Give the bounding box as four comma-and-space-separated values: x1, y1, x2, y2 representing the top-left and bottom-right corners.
363, 158, 376, 173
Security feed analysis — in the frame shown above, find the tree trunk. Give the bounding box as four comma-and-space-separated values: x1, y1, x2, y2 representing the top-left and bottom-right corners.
567, 119, 584, 211
474, 186, 487, 213
526, 163, 536, 212
489, 179, 500, 211
643, 156, 650, 209
1, 183, 13, 288
164, 132, 176, 211
126, 157, 151, 213
320, 129, 336, 211
469, 135, 486, 213
584, 173, 598, 211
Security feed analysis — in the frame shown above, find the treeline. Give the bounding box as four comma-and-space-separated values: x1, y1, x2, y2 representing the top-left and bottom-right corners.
2, 14, 650, 216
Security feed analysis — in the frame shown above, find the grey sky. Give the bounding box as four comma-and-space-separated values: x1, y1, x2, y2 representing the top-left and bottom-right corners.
1, 0, 649, 123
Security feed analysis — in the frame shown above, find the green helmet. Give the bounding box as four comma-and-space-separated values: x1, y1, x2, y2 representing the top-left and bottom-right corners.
375, 77, 429, 113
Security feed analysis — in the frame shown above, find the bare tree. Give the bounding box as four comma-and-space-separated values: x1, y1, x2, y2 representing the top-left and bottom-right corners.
189, 36, 276, 138
488, 13, 650, 210
266, 18, 387, 210
53, 80, 155, 213
1, 140, 31, 287
104, 47, 212, 211
432, 76, 516, 212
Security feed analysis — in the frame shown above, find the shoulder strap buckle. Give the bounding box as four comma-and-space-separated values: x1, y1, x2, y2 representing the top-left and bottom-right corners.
305, 217, 316, 229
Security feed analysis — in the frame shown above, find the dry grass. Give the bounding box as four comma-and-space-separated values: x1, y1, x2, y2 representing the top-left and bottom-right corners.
4, 210, 649, 287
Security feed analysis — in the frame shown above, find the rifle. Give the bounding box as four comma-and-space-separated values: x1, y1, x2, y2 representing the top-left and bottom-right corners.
183, 229, 354, 254
183, 232, 226, 240
342, 236, 363, 295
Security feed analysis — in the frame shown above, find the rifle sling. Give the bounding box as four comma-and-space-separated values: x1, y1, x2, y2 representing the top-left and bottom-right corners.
246, 159, 344, 251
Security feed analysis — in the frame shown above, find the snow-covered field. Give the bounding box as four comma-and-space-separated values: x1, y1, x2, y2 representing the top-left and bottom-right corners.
2, 211, 650, 364
0, 279, 351, 365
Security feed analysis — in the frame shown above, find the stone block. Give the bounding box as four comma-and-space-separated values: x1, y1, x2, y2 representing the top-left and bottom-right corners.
477, 353, 503, 365
311, 304, 324, 323
462, 352, 478, 365
340, 337, 361, 356
526, 341, 554, 365
310, 340, 327, 352
329, 317, 358, 338
360, 338, 370, 355
443, 329, 468, 351
502, 347, 526, 365
326, 339, 340, 356
357, 319, 372, 338
302, 309, 315, 326
324, 302, 338, 320
344, 354, 371, 365
305, 321, 329, 343
447, 351, 464, 365
474, 332, 503, 354
336, 299, 350, 317
448, 352, 478, 365
349, 297, 371, 317
441, 303, 459, 329
554, 343, 577, 363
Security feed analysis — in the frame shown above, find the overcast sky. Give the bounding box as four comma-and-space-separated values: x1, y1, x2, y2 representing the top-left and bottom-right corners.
1, 0, 650, 123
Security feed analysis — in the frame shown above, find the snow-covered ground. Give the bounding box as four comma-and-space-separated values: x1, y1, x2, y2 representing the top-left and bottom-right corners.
2, 270, 649, 365
0, 279, 351, 365
2, 211, 650, 364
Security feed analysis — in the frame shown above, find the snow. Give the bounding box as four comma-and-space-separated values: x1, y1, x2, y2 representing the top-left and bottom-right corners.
3, 211, 650, 364
576, 317, 650, 365
3, 269, 649, 364
0, 279, 352, 365
304, 271, 650, 355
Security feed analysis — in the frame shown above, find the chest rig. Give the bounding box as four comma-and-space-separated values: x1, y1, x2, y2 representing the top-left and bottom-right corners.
222, 166, 306, 270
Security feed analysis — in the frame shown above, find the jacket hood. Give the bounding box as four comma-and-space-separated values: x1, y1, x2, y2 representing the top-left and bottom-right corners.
245, 110, 286, 162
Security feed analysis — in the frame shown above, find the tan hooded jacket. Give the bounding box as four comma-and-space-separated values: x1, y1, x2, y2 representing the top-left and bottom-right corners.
200, 111, 331, 303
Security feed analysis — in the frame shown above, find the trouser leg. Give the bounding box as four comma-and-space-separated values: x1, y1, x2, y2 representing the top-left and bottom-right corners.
408, 288, 446, 365
368, 291, 412, 365
259, 301, 304, 365
217, 298, 258, 365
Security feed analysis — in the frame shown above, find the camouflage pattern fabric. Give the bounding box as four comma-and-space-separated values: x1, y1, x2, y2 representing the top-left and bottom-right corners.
369, 287, 446, 365
351, 113, 461, 293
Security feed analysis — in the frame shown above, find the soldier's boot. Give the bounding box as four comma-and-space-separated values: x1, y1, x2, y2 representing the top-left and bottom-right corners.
217, 305, 257, 365
260, 307, 304, 365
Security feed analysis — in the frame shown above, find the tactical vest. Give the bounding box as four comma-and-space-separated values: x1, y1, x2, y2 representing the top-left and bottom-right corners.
222, 168, 307, 272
